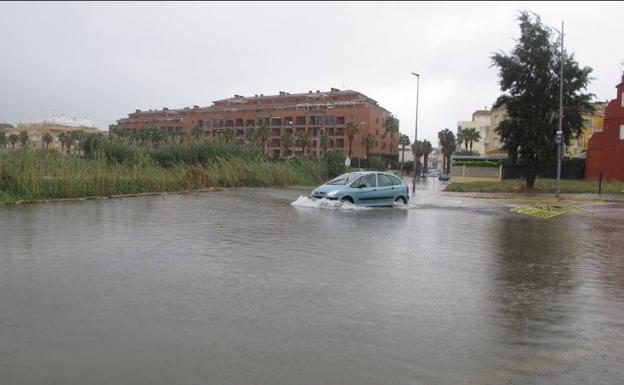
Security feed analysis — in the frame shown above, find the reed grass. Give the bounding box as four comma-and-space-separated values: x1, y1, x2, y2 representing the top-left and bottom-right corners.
0, 146, 328, 203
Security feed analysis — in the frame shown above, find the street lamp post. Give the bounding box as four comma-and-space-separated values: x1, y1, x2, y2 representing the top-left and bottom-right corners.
411, 72, 420, 194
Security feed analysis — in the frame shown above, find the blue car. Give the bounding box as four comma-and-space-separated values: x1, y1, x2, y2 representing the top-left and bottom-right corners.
310, 171, 409, 207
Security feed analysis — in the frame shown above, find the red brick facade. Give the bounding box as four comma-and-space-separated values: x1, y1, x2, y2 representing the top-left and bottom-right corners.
110, 89, 399, 158
585, 73, 624, 181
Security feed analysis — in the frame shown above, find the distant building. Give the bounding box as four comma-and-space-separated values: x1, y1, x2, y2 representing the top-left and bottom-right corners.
568, 102, 607, 156
111, 89, 399, 159
457, 109, 491, 155
7, 116, 99, 150
585, 72, 624, 180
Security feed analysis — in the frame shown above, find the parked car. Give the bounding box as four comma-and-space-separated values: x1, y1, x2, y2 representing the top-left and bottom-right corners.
310, 171, 409, 207
438, 173, 450, 181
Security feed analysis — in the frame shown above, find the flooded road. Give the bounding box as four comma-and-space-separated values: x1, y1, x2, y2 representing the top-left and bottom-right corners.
1, 180, 623, 385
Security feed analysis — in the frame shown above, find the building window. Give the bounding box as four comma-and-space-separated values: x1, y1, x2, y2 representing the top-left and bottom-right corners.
325, 116, 335, 126
583, 119, 592, 127
271, 117, 282, 126
336, 116, 345, 125
620, 125, 624, 140
295, 116, 306, 125
309, 115, 323, 125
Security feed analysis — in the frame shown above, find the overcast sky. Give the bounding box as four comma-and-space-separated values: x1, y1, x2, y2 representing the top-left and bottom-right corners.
1, 1, 622, 144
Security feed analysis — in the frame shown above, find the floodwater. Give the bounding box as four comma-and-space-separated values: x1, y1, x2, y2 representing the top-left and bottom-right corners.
1, 179, 623, 385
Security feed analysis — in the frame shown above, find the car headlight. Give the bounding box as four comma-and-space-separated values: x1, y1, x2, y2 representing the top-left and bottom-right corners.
327, 190, 339, 197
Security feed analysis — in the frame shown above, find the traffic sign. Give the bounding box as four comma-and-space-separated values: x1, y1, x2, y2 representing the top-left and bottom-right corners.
345, 156, 351, 167
555, 133, 564, 145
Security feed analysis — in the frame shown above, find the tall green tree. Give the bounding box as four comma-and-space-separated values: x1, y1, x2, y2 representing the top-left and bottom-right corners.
296, 130, 311, 157
18, 131, 29, 147
383, 115, 400, 148
456, 127, 469, 150
57, 132, 66, 152
491, 11, 593, 188
465, 128, 481, 152
399, 134, 411, 166
254, 126, 269, 152
362, 133, 376, 159
0, 131, 7, 147
438, 128, 456, 174
245, 127, 256, 146
421, 139, 433, 177
42, 132, 53, 148
281, 131, 293, 156
9, 133, 18, 148
222, 129, 235, 144
344, 121, 360, 157
320, 132, 330, 158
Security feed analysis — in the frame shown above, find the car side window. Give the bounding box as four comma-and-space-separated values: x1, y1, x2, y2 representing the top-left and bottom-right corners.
377, 174, 394, 187
362, 174, 377, 188
349, 176, 364, 188
389, 175, 403, 185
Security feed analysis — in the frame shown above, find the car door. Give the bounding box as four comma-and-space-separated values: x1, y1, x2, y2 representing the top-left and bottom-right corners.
351, 173, 378, 205
375, 173, 396, 205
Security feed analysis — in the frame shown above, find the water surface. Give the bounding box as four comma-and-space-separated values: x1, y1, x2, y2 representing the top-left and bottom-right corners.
1, 181, 623, 385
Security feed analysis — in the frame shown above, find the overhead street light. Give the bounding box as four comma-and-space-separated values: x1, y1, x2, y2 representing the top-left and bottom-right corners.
411, 72, 420, 194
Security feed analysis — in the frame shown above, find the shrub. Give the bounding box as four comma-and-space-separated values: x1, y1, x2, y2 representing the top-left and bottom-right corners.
325, 151, 346, 178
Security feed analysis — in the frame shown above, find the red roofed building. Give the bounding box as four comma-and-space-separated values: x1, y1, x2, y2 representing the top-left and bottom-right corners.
585, 72, 624, 180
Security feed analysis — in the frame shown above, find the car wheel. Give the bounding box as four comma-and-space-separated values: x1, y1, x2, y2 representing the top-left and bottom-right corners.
395, 196, 407, 205
341, 196, 354, 204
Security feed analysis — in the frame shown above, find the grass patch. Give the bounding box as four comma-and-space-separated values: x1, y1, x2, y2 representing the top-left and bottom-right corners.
445, 178, 624, 194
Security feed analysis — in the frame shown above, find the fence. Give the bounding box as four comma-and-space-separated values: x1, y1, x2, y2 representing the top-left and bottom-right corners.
450, 164, 502, 180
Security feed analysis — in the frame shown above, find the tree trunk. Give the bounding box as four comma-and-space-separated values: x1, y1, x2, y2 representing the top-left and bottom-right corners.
423, 154, 428, 177
525, 154, 537, 189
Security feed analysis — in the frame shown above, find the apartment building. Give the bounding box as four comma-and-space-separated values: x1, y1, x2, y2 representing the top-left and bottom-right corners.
111, 89, 399, 159
6, 116, 98, 150
457, 109, 491, 155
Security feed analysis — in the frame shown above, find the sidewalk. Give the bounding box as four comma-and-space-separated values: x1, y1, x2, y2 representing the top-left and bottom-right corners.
444, 191, 624, 203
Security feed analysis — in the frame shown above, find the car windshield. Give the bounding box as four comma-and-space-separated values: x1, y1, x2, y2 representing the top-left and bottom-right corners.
326, 172, 362, 185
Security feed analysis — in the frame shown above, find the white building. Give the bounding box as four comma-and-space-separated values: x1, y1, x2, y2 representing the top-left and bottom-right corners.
457, 109, 491, 155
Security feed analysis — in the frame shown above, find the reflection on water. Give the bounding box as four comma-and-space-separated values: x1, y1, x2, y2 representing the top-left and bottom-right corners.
1, 184, 623, 385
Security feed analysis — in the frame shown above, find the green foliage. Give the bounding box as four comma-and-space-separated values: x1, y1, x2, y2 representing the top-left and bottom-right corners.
366, 156, 386, 171
491, 11, 594, 188
325, 151, 346, 178
438, 128, 456, 173
454, 149, 481, 156
0, 131, 7, 146
8, 134, 19, 148
18, 131, 29, 146
453, 160, 502, 167
42, 132, 53, 148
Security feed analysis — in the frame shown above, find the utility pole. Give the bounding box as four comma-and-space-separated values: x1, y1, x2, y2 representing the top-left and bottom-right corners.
556, 21, 564, 198
411, 72, 420, 195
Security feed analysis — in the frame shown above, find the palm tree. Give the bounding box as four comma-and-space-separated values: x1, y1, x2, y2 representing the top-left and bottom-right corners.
320, 132, 330, 158
421, 139, 433, 177
191, 126, 203, 140
456, 127, 470, 151
9, 133, 18, 148
383, 115, 400, 152
18, 131, 29, 147
466, 127, 481, 152
399, 134, 411, 167
222, 129, 235, 144
42, 132, 52, 148
438, 128, 456, 174
57, 132, 66, 152
254, 126, 269, 152
245, 127, 256, 146
296, 130, 311, 156
344, 121, 359, 157
362, 133, 376, 159
281, 131, 293, 157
